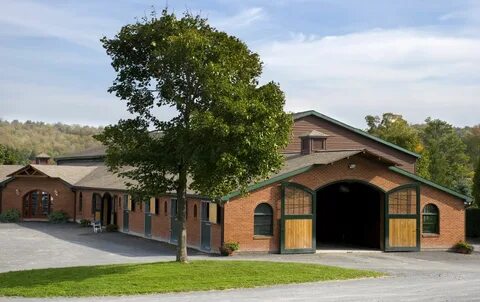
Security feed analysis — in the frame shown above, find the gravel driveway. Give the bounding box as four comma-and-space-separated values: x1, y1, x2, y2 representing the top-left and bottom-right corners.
1, 222, 480, 302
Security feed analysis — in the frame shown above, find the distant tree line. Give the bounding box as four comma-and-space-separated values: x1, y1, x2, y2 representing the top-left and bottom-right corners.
366, 113, 479, 206
0, 119, 104, 164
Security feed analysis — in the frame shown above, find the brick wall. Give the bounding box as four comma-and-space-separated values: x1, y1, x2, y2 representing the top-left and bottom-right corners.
118, 196, 218, 252
1, 177, 75, 220
225, 154, 465, 252
420, 186, 465, 249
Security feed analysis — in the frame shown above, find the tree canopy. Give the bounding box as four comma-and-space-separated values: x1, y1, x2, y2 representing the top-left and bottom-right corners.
366, 113, 421, 152
97, 10, 292, 262
366, 113, 474, 195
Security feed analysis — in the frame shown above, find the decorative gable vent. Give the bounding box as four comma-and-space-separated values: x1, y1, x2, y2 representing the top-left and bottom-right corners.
299, 130, 329, 155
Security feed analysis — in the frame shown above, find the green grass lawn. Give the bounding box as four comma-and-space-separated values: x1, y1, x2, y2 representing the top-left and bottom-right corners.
0, 260, 382, 297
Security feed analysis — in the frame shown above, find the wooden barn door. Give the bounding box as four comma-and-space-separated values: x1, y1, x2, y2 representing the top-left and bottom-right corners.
281, 183, 316, 254
385, 184, 420, 251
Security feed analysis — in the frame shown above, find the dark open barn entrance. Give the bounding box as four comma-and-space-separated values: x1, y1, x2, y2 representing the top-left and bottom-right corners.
316, 181, 384, 250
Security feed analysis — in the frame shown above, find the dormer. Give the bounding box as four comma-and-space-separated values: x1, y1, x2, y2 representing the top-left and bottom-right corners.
299, 130, 329, 155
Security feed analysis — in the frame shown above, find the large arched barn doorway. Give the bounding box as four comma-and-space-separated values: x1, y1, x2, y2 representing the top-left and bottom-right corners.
316, 181, 385, 250
23, 190, 52, 219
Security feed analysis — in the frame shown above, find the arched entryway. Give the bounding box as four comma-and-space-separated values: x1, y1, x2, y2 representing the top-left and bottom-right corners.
23, 190, 52, 219
316, 181, 385, 250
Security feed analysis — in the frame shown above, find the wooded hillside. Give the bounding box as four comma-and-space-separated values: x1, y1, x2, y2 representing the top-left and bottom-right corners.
0, 120, 103, 164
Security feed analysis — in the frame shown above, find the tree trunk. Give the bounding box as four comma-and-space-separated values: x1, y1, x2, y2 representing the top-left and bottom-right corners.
176, 166, 188, 263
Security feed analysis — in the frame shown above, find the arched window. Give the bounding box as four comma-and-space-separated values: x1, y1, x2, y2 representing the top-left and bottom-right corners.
422, 204, 439, 234
254, 203, 273, 236
193, 204, 198, 219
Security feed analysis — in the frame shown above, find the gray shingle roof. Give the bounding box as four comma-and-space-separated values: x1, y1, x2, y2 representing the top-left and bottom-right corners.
299, 130, 330, 138
31, 165, 99, 185
54, 146, 107, 160
0, 165, 24, 184
74, 166, 131, 191
275, 150, 363, 178
35, 153, 50, 158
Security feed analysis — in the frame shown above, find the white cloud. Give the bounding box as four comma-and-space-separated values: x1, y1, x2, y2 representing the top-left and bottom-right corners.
256, 29, 480, 127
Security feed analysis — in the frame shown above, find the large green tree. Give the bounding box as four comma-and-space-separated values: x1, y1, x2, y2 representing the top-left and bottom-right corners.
97, 11, 292, 262
365, 113, 430, 178
366, 113, 421, 152
421, 118, 470, 192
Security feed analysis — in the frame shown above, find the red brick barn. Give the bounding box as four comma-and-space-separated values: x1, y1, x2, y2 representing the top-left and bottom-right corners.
0, 111, 471, 254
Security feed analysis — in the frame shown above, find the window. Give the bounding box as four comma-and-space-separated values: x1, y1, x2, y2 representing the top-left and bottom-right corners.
422, 204, 439, 234
193, 204, 198, 219
155, 198, 160, 215
79, 192, 83, 212
301, 138, 310, 155
123, 194, 128, 210
254, 203, 273, 236
164, 201, 168, 216
312, 138, 326, 151
171, 199, 178, 217
94, 195, 102, 211
388, 188, 417, 214
131, 199, 136, 212
284, 186, 312, 215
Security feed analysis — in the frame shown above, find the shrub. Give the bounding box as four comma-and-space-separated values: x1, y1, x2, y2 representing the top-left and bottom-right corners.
0, 209, 20, 223
453, 241, 474, 254
106, 224, 118, 232
219, 241, 240, 256
79, 219, 91, 227
48, 211, 68, 224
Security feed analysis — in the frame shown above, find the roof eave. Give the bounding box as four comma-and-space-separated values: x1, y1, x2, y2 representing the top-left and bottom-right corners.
389, 166, 472, 203
221, 165, 315, 202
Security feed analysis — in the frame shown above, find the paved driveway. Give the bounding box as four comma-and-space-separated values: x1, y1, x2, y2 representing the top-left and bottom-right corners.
0, 222, 208, 273
1, 223, 480, 302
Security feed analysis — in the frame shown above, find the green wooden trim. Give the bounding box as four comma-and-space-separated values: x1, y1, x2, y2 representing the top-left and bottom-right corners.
384, 184, 421, 252
293, 110, 420, 158
387, 214, 418, 219
221, 165, 315, 201
389, 166, 472, 202
283, 215, 314, 219
280, 182, 316, 254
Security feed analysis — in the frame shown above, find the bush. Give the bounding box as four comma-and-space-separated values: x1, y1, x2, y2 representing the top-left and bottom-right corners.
48, 211, 68, 224
106, 224, 118, 232
219, 241, 240, 256
453, 241, 474, 254
79, 219, 91, 227
0, 209, 20, 223
466, 208, 480, 237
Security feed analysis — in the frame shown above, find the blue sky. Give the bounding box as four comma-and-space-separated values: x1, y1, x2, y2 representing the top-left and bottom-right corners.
0, 0, 479, 128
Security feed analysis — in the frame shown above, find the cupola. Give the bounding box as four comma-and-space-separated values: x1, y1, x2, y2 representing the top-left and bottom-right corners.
299, 130, 329, 155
